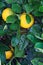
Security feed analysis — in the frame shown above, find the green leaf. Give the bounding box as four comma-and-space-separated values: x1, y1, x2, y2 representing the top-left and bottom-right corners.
0, 54, 6, 64
0, 43, 10, 53
29, 24, 41, 36
32, 11, 43, 17
19, 34, 28, 50
6, 15, 16, 23
39, 6, 43, 12
16, 61, 21, 65
41, 33, 43, 38
0, 30, 5, 36
19, 40, 28, 50
23, 4, 33, 13
0, 25, 5, 36
31, 58, 39, 65
0, 2, 5, 9
27, 33, 40, 44
21, 59, 28, 65
35, 35, 43, 40
0, 43, 10, 63
7, 61, 11, 65
16, 0, 23, 4
42, 18, 43, 23
9, 23, 19, 31
12, 3, 21, 13
35, 42, 43, 53
32, 1, 40, 11
38, 62, 43, 65
11, 37, 19, 47
31, 58, 43, 65
26, 14, 31, 24
29, 24, 43, 40
41, 1, 43, 6
5, 0, 13, 4
15, 46, 24, 57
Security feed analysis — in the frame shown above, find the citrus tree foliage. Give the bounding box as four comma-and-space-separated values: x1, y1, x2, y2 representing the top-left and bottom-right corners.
0, 0, 43, 65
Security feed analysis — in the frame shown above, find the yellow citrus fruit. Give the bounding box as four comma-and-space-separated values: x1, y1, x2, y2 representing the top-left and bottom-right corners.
20, 13, 34, 29
2, 8, 14, 21
5, 51, 13, 59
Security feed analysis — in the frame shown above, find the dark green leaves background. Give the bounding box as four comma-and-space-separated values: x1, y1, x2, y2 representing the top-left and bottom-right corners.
0, 0, 43, 65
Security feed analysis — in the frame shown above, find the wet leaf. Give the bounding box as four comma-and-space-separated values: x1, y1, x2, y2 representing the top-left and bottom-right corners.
17, 61, 21, 65
11, 37, 19, 47
31, 58, 43, 65
0, 43, 10, 63
23, 4, 33, 13
26, 14, 31, 24
15, 46, 24, 57
27, 33, 40, 44
5, 0, 13, 4
39, 6, 43, 12
35, 42, 43, 53
6, 15, 16, 23
12, 3, 21, 13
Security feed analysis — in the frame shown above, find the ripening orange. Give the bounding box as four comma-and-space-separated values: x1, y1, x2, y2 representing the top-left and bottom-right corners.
5, 51, 13, 59
2, 8, 14, 21
20, 13, 34, 29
